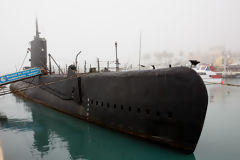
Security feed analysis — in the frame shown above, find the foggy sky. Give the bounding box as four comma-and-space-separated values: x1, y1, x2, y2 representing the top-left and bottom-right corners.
1, 0, 240, 74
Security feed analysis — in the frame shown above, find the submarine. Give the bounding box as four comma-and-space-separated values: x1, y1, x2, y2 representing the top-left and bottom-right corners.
10, 20, 208, 153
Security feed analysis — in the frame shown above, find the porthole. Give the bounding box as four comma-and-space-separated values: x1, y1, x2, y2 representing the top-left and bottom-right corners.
128, 106, 131, 111
137, 108, 141, 113
146, 109, 150, 114
168, 112, 173, 119
121, 105, 124, 110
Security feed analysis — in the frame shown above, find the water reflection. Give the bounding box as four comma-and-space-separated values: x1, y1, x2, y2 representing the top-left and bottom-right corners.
1, 95, 195, 160
207, 80, 240, 105
194, 79, 240, 160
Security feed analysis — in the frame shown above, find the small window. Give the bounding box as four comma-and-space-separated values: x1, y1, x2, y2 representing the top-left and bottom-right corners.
101, 102, 103, 106
91, 100, 93, 104
114, 104, 116, 109
96, 101, 98, 105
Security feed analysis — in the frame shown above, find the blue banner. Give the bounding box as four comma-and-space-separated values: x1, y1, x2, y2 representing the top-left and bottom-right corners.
0, 68, 41, 86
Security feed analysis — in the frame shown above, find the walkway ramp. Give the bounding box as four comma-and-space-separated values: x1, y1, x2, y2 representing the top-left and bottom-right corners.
0, 68, 41, 86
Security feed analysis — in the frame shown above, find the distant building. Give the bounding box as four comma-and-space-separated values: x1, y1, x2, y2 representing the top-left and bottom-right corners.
214, 56, 233, 67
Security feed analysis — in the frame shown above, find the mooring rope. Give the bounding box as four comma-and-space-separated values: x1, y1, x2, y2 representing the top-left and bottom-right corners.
205, 81, 240, 87
18, 51, 29, 71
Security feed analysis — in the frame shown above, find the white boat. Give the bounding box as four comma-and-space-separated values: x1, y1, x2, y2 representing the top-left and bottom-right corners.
194, 64, 223, 84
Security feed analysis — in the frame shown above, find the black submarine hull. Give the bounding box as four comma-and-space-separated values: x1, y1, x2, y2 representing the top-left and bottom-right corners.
10, 67, 208, 153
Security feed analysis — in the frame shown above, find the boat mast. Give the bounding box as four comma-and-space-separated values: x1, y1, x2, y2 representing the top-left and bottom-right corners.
138, 32, 142, 71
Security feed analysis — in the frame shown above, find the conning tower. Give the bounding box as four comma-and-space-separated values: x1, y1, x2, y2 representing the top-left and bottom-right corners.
30, 19, 47, 68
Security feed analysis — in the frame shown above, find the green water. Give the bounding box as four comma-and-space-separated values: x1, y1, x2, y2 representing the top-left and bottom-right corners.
0, 80, 240, 160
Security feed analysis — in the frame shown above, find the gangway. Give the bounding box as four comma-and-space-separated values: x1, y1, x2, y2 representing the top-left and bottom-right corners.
0, 67, 41, 86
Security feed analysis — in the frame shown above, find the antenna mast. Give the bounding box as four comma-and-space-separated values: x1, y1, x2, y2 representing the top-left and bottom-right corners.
35, 18, 40, 38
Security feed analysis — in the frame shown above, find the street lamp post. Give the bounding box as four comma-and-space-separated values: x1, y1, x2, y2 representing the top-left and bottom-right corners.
115, 41, 119, 72
75, 51, 82, 73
